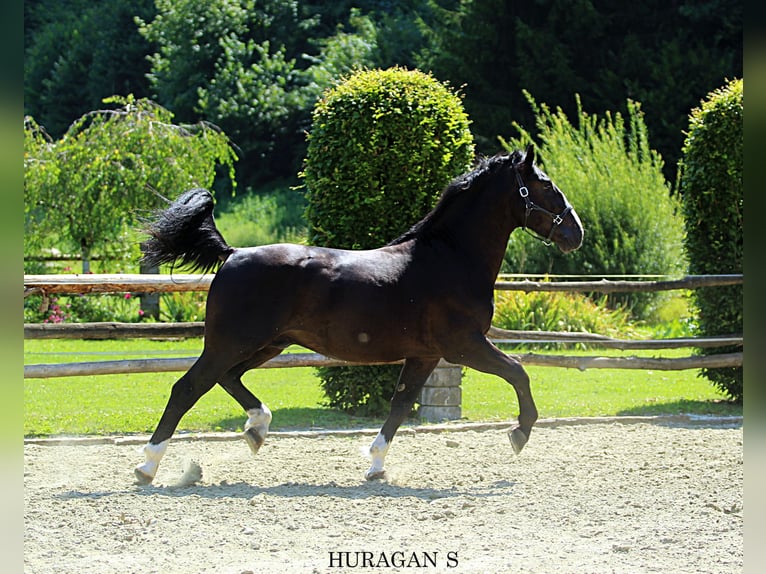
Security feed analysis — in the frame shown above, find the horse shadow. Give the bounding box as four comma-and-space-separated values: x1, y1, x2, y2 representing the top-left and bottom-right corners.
55, 478, 516, 502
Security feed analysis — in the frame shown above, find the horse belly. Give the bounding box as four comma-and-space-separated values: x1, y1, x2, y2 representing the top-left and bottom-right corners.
287, 292, 434, 363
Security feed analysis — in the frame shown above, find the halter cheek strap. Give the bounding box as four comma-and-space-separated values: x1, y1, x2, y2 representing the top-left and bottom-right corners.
515, 171, 572, 246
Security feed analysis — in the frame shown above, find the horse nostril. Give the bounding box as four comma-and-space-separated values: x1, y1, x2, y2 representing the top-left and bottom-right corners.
556, 225, 583, 253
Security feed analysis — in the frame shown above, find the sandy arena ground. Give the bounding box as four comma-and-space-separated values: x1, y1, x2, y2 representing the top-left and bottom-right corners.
24, 416, 742, 573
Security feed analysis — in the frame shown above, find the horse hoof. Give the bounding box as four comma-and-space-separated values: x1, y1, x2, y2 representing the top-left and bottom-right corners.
134, 467, 154, 485
365, 469, 386, 481
243, 427, 265, 455
508, 428, 528, 455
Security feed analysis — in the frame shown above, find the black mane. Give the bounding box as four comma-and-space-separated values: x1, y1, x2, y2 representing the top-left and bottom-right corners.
387, 151, 523, 246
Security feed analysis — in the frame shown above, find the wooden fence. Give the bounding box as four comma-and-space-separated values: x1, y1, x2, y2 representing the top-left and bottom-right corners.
23, 273, 743, 379
24, 273, 743, 421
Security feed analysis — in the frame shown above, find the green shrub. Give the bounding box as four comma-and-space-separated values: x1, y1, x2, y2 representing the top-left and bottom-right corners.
24, 293, 144, 323
677, 78, 743, 402
159, 292, 207, 323
302, 67, 474, 416
493, 290, 638, 348
215, 184, 307, 247
645, 292, 698, 339
501, 92, 686, 319
317, 365, 397, 418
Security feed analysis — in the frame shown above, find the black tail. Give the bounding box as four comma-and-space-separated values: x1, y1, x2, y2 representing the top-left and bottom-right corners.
141, 188, 234, 273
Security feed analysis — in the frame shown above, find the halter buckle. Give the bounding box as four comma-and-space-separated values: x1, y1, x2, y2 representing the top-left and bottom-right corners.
518, 186, 529, 198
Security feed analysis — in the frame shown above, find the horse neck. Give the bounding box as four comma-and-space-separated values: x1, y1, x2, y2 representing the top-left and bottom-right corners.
431, 169, 520, 283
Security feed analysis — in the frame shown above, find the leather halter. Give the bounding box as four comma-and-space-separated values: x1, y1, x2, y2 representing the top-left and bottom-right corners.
515, 170, 573, 246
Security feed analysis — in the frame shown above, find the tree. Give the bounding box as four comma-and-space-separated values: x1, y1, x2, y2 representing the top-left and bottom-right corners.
415, 0, 742, 181
24, 0, 742, 195
138, 0, 379, 190
678, 78, 743, 402
416, 0, 518, 151
24, 96, 237, 272
24, 0, 155, 138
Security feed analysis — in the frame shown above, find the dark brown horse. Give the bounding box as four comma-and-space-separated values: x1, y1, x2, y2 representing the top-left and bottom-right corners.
136, 145, 583, 483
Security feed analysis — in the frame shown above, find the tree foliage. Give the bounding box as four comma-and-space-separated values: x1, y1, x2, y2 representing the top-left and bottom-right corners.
678, 78, 743, 401
24, 0, 155, 138
501, 92, 686, 318
24, 96, 237, 271
25, 0, 742, 189
415, 0, 742, 181
137, 0, 379, 190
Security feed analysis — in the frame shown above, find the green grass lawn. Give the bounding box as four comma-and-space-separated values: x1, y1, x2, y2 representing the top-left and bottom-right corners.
24, 338, 740, 437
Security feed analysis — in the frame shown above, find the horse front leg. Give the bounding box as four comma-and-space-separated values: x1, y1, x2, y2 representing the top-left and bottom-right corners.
448, 335, 538, 454
134, 354, 219, 484
366, 357, 440, 480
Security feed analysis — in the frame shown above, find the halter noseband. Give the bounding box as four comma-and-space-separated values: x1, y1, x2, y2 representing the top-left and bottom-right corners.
515, 170, 572, 246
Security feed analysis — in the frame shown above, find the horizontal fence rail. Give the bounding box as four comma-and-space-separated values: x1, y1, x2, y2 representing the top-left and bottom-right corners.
23, 273, 743, 297
23, 273, 744, 379
485, 327, 742, 350
494, 274, 743, 293
25, 321, 207, 340
22, 351, 743, 379
24, 321, 743, 350
24, 273, 213, 297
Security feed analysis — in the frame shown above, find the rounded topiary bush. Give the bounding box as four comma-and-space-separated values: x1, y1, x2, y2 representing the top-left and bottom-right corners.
302, 67, 474, 416
678, 78, 743, 402
304, 67, 474, 250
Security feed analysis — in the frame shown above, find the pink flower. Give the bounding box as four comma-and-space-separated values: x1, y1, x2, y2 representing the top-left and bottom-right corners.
124, 293, 132, 300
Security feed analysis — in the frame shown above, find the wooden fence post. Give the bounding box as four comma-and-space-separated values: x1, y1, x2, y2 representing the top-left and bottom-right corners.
418, 363, 462, 422
138, 254, 160, 320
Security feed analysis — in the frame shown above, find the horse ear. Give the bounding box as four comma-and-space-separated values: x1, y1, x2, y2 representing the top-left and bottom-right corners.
523, 144, 535, 167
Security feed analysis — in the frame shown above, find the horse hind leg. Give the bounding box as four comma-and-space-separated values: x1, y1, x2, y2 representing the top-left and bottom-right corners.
217, 346, 284, 456
365, 357, 439, 480
243, 405, 272, 455
134, 352, 222, 484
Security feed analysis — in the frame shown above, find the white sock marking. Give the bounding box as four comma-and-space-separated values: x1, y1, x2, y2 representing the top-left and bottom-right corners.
245, 404, 272, 435
366, 432, 390, 477
135, 439, 169, 479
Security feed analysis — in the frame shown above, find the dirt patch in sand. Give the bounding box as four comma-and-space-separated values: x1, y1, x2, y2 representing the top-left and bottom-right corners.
24, 417, 742, 573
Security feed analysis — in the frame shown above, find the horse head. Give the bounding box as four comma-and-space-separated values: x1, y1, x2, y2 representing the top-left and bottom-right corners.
512, 145, 583, 253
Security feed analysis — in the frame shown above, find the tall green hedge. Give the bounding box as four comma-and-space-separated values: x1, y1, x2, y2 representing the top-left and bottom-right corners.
678, 78, 743, 402
501, 92, 686, 319
302, 67, 474, 415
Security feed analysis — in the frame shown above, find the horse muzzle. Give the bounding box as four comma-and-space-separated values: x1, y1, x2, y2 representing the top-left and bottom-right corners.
556, 208, 584, 253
